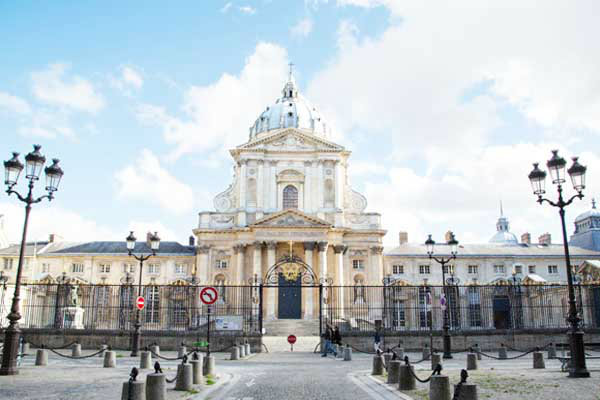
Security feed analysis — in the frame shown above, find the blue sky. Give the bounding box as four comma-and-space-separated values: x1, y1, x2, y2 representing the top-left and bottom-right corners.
1, 0, 599, 247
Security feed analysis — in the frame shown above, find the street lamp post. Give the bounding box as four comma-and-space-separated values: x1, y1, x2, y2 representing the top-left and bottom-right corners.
0, 145, 63, 375
126, 231, 160, 357
528, 150, 590, 378
425, 233, 459, 359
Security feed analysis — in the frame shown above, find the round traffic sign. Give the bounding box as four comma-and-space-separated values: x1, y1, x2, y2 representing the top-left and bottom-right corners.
200, 287, 218, 305
136, 296, 145, 310
287, 335, 297, 345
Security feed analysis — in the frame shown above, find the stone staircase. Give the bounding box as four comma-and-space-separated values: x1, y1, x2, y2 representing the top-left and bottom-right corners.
263, 319, 320, 337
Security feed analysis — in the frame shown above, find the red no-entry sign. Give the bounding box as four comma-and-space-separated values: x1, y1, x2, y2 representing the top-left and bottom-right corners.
287, 335, 297, 345
136, 296, 145, 310
200, 287, 218, 305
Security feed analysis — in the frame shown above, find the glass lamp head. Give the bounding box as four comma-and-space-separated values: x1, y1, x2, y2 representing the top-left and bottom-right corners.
567, 156, 586, 193
24, 145, 46, 180
150, 232, 160, 251
126, 231, 137, 251
546, 149, 566, 184
528, 163, 547, 196
425, 235, 435, 255
4, 152, 24, 187
44, 159, 64, 193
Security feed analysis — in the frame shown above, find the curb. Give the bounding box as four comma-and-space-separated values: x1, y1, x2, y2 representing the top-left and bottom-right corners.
348, 371, 415, 400
189, 372, 238, 400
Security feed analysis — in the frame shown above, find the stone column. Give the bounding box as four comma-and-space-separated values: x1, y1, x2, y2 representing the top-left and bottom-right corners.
304, 161, 312, 213
334, 245, 346, 317
370, 245, 384, 320
304, 242, 315, 319
334, 161, 342, 209
257, 160, 264, 215
238, 160, 247, 226
198, 245, 211, 283
270, 161, 277, 210
253, 241, 263, 278
264, 161, 271, 212
266, 241, 277, 319
317, 161, 324, 212
318, 241, 329, 320
233, 244, 245, 284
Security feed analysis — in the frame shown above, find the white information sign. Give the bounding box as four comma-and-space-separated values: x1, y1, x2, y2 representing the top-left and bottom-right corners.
215, 316, 243, 331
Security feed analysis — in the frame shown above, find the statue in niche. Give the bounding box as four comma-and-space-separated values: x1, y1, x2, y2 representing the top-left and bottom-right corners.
68, 284, 80, 307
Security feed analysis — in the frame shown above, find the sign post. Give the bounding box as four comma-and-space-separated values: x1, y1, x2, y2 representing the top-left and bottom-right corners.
200, 287, 218, 357
287, 334, 297, 352
136, 296, 145, 311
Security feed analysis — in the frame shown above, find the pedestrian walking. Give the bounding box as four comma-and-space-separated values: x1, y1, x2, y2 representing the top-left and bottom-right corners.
333, 326, 342, 346
321, 324, 337, 357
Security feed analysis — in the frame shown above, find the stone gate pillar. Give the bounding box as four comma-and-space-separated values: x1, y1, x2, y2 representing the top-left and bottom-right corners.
304, 242, 315, 319
198, 245, 211, 283
333, 245, 347, 318
233, 244, 245, 284
266, 241, 277, 319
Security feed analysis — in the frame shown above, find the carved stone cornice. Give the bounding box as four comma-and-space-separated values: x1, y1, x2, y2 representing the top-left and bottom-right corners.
370, 245, 384, 255
233, 244, 246, 253
303, 241, 316, 251
266, 241, 278, 250
333, 245, 347, 254
197, 245, 211, 254
317, 241, 328, 252
253, 241, 264, 249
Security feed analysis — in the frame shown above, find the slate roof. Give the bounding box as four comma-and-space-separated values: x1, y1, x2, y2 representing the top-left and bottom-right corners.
0, 242, 49, 256
47, 241, 195, 256
385, 243, 600, 258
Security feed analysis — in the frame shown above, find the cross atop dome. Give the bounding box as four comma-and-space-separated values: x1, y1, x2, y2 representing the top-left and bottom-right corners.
593, 198, 596, 209
282, 62, 298, 99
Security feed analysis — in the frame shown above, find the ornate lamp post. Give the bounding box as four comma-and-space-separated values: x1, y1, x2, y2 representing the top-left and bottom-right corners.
126, 231, 160, 357
0, 145, 63, 375
528, 150, 589, 378
425, 232, 458, 359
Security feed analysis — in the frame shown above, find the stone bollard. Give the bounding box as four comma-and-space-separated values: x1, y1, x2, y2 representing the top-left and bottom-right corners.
146, 373, 166, 400
22, 342, 30, 354
383, 352, 393, 370
430, 375, 451, 400
498, 345, 507, 360
245, 343, 251, 356
122, 380, 145, 400
35, 349, 48, 366
422, 344, 431, 360
343, 346, 352, 361
398, 365, 416, 391
239, 344, 246, 358
454, 383, 478, 400
387, 360, 401, 384
473, 344, 482, 361
140, 351, 152, 370
431, 353, 442, 371
178, 345, 187, 358
547, 343, 557, 360
72, 343, 82, 357
150, 344, 160, 356
230, 346, 240, 360
533, 352, 545, 369
190, 359, 203, 385
104, 351, 117, 368
99, 344, 108, 357
371, 354, 385, 375
203, 355, 215, 376
395, 347, 404, 360
466, 353, 478, 370
174, 363, 193, 391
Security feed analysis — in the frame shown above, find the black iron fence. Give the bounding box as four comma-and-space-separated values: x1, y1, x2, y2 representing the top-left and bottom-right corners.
0, 284, 259, 334
322, 284, 600, 334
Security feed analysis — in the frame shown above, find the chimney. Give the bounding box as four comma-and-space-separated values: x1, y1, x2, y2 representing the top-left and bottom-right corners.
539, 233, 552, 245
146, 232, 153, 247
189, 236, 195, 246
399, 231, 408, 245
49, 234, 63, 243
444, 230, 453, 243
521, 233, 531, 245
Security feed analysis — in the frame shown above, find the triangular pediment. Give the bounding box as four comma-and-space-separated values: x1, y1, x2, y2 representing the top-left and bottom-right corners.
236, 128, 344, 152
251, 209, 332, 228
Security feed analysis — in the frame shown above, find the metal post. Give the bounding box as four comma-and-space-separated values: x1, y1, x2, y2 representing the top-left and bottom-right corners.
319, 284, 323, 338
130, 258, 144, 357
207, 306, 211, 357
258, 283, 263, 335
441, 259, 452, 359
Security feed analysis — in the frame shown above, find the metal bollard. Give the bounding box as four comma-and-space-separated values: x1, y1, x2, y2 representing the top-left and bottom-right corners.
431, 353, 442, 371
178, 345, 187, 358
121, 368, 145, 400
35, 349, 48, 366
371, 354, 384, 375
72, 343, 82, 357
343, 345, 352, 361
498, 344, 507, 360
99, 344, 108, 358
398, 365, 416, 390
140, 351, 152, 370
547, 343, 557, 359
104, 351, 117, 368
146, 373, 166, 400
422, 344, 431, 360
22, 342, 30, 354
473, 344, 482, 361
174, 363, 193, 391
466, 353, 478, 370
190, 359, 203, 385
245, 343, 251, 356
453, 370, 478, 400
203, 355, 215, 376
387, 360, 401, 384
429, 375, 451, 400
533, 352, 545, 369
230, 346, 240, 360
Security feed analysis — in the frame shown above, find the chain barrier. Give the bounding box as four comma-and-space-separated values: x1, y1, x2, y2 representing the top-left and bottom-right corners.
472, 345, 545, 360
48, 347, 106, 359
452, 369, 469, 400
404, 356, 442, 383
147, 347, 195, 361
262, 343, 270, 353
25, 339, 78, 351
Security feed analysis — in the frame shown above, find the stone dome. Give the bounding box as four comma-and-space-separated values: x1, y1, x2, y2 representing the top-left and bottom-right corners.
249, 71, 330, 139
489, 213, 518, 245
574, 199, 600, 224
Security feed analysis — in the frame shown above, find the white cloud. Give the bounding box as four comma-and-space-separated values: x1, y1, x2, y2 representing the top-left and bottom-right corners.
121, 66, 143, 89
127, 220, 179, 242
114, 149, 194, 214
220, 2, 232, 13
290, 18, 314, 38
31, 63, 105, 113
0, 92, 31, 114
239, 5, 256, 14
137, 42, 289, 161
18, 109, 75, 139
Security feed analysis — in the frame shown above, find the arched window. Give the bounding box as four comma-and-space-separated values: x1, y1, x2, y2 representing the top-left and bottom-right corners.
283, 185, 298, 209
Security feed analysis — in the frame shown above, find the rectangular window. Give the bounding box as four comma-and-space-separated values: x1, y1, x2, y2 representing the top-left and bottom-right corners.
175, 263, 187, 275
71, 263, 84, 273
352, 259, 364, 270
42, 263, 50, 273
215, 260, 228, 269
514, 265, 523, 275
3, 258, 13, 270
468, 287, 482, 327
145, 286, 160, 324
528, 265, 536, 274
493, 265, 506, 274
123, 263, 135, 274
99, 263, 111, 274
392, 265, 404, 274
548, 265, 558, 274
418, 287, 432, 328
419, 265, 430, 274
148, 263, 161, 275
443, 265, 455, 274
468, 265, 478, 274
